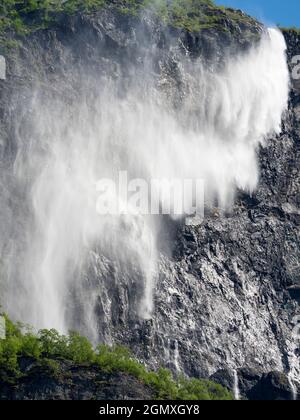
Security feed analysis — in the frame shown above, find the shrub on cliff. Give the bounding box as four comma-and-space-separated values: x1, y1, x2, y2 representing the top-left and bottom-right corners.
0, 314, 233, 400
0, 0, 257, 45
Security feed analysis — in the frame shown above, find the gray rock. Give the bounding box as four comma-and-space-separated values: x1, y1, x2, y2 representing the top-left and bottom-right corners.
0, 8, 299, 400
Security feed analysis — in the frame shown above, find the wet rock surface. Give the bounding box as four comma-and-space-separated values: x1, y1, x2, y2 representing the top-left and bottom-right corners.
0, 358, 154, 400
0, 8, 299, 400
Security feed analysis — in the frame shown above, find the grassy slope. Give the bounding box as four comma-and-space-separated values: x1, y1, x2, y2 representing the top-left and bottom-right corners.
280, 27, 300, 35
0, 0, 258, 46
0, 315, 233, 400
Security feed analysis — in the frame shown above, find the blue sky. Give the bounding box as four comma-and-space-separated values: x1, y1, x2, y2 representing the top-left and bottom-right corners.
216, 0, 300, 28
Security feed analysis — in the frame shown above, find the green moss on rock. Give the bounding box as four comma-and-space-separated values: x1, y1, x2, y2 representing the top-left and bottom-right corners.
0, 0, 259, 47
0, 315, 233, 400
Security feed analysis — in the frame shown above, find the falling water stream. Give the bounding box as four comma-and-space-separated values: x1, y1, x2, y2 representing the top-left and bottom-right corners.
0, 28, 290, 344
233, 369, 241, 401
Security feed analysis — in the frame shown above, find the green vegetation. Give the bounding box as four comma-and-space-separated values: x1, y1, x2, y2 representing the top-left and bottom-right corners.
0, 315, 233, 400
147, 1, 257, 32
0, 0, 258, 47
279, 26, 300, 35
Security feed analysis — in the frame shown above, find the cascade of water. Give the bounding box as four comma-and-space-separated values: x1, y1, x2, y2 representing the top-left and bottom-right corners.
0, 28, 289, 338
174, 340, 181, 372
288, 373, 298, 401
233, 369, 241, 401
288, 349, 300, 401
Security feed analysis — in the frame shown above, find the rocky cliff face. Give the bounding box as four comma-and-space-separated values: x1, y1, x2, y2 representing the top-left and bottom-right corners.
0, 358, 154, 400
0, 5, 299, 400
141, 29, 300, 399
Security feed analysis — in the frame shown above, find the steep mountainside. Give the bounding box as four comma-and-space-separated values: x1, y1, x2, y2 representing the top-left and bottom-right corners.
0, 359, 155, 400
0, 1, 299, 400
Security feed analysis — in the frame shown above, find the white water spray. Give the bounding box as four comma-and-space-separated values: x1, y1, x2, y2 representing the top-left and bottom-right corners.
288, 347, 300, 400
174, 340, 181, 372
0, 28, 289, 337
288, 373, 298, 401
233, 369, 241, 401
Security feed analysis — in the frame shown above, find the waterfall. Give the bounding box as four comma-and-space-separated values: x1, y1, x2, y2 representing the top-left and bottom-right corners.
288, 350, 300, 400
233, 369, 241, 401
287, 322, 300, 400
0, 27, 289, 337
288, 373, 298, 401
174, 340, 181, 372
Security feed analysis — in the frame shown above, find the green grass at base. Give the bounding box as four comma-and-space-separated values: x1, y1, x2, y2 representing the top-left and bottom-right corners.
0, 314, 233, 400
